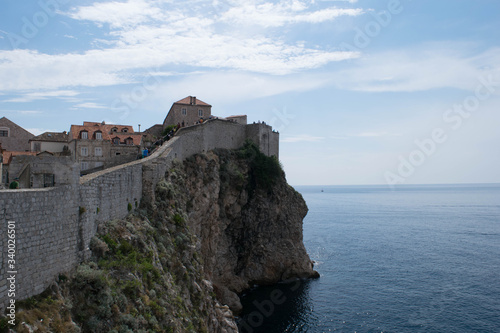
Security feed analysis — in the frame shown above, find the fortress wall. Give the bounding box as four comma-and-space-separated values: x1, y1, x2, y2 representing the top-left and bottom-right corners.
0, 120, 278, 310
0, 186, 80, 305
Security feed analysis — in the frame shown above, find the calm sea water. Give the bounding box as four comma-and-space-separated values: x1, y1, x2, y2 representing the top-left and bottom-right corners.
238, 184, 500, 333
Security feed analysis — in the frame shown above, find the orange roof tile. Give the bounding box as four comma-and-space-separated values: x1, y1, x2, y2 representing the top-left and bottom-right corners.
69, 122, 136, 141
110, 134, 142, 146
2, 151, 37, 165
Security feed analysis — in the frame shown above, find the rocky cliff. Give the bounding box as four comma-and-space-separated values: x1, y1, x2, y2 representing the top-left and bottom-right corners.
152, 142, 319, 313
1, 142, 317, 332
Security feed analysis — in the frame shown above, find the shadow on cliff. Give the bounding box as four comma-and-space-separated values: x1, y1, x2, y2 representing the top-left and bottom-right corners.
148, 140, 320, 314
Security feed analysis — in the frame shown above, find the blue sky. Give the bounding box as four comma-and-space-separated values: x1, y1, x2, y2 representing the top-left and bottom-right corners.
1, 0, 499, 185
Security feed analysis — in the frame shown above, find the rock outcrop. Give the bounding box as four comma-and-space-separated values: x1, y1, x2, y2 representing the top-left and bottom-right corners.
2, 142, 317, 332
151, 142, 318, 313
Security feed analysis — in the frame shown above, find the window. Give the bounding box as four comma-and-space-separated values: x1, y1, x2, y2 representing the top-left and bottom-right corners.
198, 109, 203, 117
34, 142, 41, 152
182, 108, 187, 116
81, 147, 88, 156
81, 162, 89, 170
95, 132, 102, 140
43, 174, 55, 187
121, 128, 128, 133
0, 128, 9, 137
125, 138, 133, 145
95, 147, 102, 156
111, 127, 118, 133
113, 137, 120, 145
80, 131, 88, 139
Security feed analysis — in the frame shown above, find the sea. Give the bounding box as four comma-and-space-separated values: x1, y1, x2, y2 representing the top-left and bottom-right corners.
238, 184, 500, 333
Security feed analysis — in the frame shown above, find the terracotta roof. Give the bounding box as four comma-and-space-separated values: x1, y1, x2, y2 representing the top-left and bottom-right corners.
110, 134, 142, 146
30, 132, 69, 142
69, 122, 135, 141
2, 151, 37, 165
174, 96, 211, 107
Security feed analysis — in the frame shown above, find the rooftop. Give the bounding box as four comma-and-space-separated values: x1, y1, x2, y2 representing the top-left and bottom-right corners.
30, 132, 69, 143
174, 96, 211, 107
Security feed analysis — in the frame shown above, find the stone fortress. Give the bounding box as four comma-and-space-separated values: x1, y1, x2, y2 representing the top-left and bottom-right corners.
0, 97, 279, 311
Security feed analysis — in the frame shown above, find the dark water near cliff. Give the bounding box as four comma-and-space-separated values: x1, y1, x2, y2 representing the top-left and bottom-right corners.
238, 184, 500, 333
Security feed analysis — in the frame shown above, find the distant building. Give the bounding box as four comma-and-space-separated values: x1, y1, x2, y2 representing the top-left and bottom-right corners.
225, 115, 247, 125
30, 131, 71, 155
68, 121, 143, 173
163, 96, 212, 129
0, 117, 34, 152
7, 152, 78, 189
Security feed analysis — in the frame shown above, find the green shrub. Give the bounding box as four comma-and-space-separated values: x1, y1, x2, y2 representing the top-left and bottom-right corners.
237, 140, 283, 191
162, 125, 176, 136
127, 203, 133, 212
173, 214, 184, 226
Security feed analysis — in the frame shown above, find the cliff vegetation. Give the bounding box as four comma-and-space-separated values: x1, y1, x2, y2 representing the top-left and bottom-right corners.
1, 141, 317, 333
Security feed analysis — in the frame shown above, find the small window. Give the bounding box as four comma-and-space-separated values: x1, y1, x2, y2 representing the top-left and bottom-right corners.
80, 131, 88, 139
95, 132, 102, 140
122, 128, 128, 133
0, 128, 9, 137
81, 147, 88, 156
111, 127, 118, 133
81, 162, 89, 170
125, 138, 133, 145
34, 142, 41, 152
43, 174, 55, 187
182, 108, 187, 116
113, 137, 120, 145
198, 109, 203, 117
95, 147, 102, 156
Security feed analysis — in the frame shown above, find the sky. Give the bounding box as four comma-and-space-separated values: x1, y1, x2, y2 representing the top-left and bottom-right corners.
0, 0, 499, 186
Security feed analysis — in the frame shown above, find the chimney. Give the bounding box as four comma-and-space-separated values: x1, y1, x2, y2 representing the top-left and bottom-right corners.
190, 96, 196, 105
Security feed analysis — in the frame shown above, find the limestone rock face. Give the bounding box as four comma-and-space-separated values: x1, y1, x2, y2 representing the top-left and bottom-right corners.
153, 145, 318, 312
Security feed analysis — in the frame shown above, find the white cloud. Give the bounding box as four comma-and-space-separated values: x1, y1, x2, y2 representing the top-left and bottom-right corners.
72, 102, 107, 109
154, 71, 332, 106
17, 110, 43, 115
220, 2, 363, 27
67, 0, 166, 29
4, 90, 80, 102
333, 45, 500, 92
282, 134, 325, 143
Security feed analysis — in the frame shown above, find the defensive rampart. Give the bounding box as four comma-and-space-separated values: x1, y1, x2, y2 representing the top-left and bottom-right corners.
0, 120, 278, 310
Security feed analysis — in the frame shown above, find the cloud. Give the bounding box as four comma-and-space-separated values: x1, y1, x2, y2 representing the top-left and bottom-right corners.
333, 45, 500, 92
4, 90, 80, 102
154, 71, 332, 106
220, 2, 363, 27
72, 102, 107, 109
0, 0, 360, 93
67, 0, 167, 29
281, 134, 325, 143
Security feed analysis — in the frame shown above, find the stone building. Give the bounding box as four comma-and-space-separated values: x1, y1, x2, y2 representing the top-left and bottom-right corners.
0, 117, 34, 151
225, 115, 247, 125
68, 121, 143, 173
8, 153, 78, 188
163, 96, 212, 129
30, 132, 71, 154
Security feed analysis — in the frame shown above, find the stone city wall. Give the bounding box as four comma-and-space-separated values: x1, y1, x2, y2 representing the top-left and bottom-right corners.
0, 120, 278, 310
